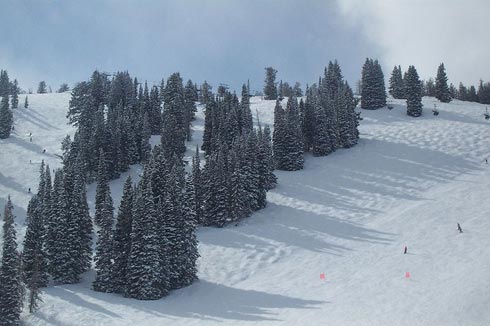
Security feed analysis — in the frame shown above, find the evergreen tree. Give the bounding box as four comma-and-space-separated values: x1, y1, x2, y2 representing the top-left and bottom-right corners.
282, 97, 304, 170
22, 196, 49, 288
405, 65, 423, 117
0, 93, 12, 139
93, 189, 114, 292
126, 177, 163, 299
293, 82, 303, 97
162, 73, 186, 160
240, 84, 253, 133
361, 58, 386, 109
263, 67, 278, 100
112, 176, 134, 294
312, 99, 332, 156
435, 63, 451, 103
200, 81, 212, 104
0, 197, 23, 326
228, 144, 249, 220
0, 70, 10, 98
272, 99, 287, 169
37, 81, 47, 94
180, 174, 199, 286
94, 149, 110, 228
58, 83, 70, 93
49, 169, 81, 284
11, 79, 19, 109
72, 165, 93, 275
389, 65, 405, 99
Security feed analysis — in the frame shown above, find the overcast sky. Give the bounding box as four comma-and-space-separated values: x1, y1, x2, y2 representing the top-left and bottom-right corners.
1, 0, 489, 93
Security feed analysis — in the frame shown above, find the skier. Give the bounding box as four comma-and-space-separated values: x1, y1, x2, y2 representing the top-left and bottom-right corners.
28, 187, 31, 193
485, 158, 488, 164
30, 137, 32, 142
404, 246, 407, 254
457, 223, 463, 233
42, 149, 46, 153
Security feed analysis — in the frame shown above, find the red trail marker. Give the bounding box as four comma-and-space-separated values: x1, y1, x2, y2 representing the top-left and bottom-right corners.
405, 271, 410, 279
320, 273, 326, 280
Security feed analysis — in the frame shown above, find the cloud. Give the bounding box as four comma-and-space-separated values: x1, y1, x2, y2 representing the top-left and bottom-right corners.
336, 0, 490, 85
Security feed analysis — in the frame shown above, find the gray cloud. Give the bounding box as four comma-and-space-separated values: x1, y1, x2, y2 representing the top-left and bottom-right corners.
336, 0, 490, 85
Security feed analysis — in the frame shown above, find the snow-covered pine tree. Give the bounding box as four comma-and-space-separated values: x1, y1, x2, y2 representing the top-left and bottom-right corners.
37, 81, 47, 94
273, 99, 287, 169
339, 82, 360, 148
94, 149, 110, 228
0, 197, 23, 326
435, 63, 451, 103
49, 169, 81, 284
312, 98, 332, 156
0, 70, 10, 98
126, 177, 164, 300
389, 65, 405, 99
300, 96, 315, 152
149, 85, 162, 135
0, 93, 13, 139
283, 96, 304, 170
241, 84, 253, 134
165, 159, 191, 289
112, 176, 133, 294
180, 174, 199, 287
202, 151, 229, 227
22, 196, 49, 288
405, 65, 423, 117
361, 58, 386, 110
228, 143, 249, 221
184, 79, 197, 141
162, 73, 186, 160
93, 190, 115, 292
255, 127, 270, 209
264, 67, 278, 100
201, 96, 216, 154
72, 164, 93, 275
200, 81, 212, 104
11, 79, 19, 109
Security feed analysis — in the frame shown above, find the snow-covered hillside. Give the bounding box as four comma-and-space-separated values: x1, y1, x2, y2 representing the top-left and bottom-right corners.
1, 93, 490, 325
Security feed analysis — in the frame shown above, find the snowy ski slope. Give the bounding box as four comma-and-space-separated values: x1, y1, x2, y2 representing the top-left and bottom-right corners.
1, 93, 489, 325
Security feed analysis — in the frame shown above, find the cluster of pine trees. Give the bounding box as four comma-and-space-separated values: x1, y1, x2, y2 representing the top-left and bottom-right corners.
262, 67, 303, 100
451, 80, 490, 104
92, 147, 199, 299
0, 70, 20, 139
390, 63, 451, 104
200, 85, 277, 226
273, 61, 360, 172
65, 70, 197, 182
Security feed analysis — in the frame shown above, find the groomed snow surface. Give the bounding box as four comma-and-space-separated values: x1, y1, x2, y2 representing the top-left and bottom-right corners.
1, 94, 489, 326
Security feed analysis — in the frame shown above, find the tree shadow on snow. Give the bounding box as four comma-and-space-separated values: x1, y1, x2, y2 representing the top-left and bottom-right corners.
39, 280, 324, 323
14, 107, 61, 131
202, 137, 480, 255
119, 279, 325, 322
